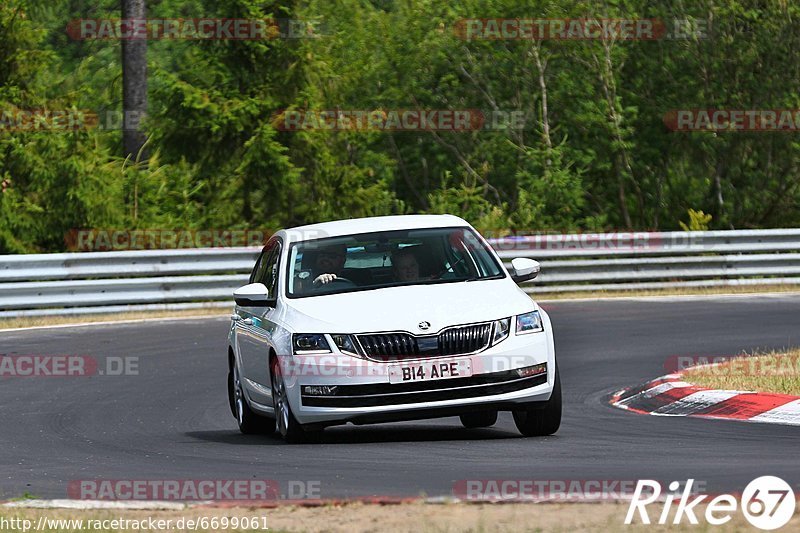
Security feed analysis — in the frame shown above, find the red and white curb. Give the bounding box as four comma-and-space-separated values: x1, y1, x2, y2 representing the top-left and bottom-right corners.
611, 373, 800, 426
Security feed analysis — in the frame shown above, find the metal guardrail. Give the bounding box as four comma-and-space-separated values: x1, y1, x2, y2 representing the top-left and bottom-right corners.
2, 229, 800, 317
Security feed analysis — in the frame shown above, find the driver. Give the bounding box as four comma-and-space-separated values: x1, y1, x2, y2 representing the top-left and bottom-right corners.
311, 244, 347, 287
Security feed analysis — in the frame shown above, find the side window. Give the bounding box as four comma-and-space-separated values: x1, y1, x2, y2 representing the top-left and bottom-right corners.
250, 250, 269, 284
258, 242, 282, 299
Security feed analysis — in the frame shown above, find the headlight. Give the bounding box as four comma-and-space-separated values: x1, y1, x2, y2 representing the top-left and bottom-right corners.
516, 310, 543, 334
331, 334, 363, 358
491, 318, 511, 345
292, 334, 332, 354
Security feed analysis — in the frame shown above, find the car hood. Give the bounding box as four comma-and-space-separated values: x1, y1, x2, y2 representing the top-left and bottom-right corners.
281, 278, 537, 334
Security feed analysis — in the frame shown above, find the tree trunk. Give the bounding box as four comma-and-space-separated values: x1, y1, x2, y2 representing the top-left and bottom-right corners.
531, 45, 552, 153
121, 0, 147, 161
594, 42, 633, 229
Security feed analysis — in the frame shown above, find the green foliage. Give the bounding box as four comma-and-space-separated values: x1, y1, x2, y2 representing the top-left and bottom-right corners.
2, 0, 800, 253
427, 171, 511, 233
679, 209, 713, 232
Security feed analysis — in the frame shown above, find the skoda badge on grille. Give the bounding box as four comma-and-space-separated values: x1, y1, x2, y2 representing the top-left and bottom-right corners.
418, 321, 431, 331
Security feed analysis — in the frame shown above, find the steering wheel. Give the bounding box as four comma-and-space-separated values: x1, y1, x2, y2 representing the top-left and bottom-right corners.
312, 276, 356, 291
434, 257, 466, 279
326, 276, 354, 285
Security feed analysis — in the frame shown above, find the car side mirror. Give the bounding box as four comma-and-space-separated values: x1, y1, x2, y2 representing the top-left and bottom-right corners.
510, 258, 540, 284
234, 283, 276, 307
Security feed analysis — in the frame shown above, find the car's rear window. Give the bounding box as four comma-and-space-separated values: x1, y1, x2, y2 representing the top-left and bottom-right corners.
286, 227, 505, 298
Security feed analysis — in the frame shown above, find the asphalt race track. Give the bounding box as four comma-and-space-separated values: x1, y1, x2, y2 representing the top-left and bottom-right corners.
1, 295, 799, 500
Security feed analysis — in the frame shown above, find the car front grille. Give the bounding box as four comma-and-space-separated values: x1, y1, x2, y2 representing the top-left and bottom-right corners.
438, 323, 492, 356
357, 322, 493, 361
357, 332, 420, 360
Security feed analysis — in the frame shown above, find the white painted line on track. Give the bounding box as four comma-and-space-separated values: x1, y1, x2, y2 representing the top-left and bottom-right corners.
3, 499, 193, 510
0, 314, 228, 334
539, 291, 800, 304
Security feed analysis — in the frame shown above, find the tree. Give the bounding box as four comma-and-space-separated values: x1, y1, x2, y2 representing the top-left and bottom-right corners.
121, 0, 147, 160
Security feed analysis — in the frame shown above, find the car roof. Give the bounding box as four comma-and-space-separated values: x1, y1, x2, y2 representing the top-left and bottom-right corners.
281, 214, 469, 244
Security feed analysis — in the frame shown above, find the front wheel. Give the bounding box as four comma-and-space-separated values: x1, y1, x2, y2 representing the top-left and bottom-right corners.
271, 357, 313, 443
229, 363, 275, 435
512, 364, 562, 437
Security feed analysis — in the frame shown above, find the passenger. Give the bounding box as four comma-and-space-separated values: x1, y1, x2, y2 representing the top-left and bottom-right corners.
392, 249, 421, 282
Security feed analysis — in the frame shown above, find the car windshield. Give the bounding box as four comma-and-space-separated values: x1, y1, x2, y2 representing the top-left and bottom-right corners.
286, 227, 505, 298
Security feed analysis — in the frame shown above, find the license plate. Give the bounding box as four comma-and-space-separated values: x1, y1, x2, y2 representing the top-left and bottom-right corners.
388, 359, 472, 384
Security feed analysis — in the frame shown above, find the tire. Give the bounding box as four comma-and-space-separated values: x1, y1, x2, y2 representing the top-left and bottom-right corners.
512, 364, 562, 437
229, 359, 275, 435
270, 357, 312, 444
459, 410, 498, 428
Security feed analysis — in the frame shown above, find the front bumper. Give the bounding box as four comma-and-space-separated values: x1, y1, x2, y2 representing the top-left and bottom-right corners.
280, 319, 556, 426
301, 365, 547, 408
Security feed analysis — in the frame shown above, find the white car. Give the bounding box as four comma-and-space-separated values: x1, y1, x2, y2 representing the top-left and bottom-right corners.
227, 214, 560, 443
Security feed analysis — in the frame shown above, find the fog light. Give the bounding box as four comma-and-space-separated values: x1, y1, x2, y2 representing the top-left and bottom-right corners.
302, 385, 338, 396
517, 363, 547, 378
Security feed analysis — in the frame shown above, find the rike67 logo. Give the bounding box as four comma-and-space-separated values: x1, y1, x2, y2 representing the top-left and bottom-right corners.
626, 477, 795, 530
